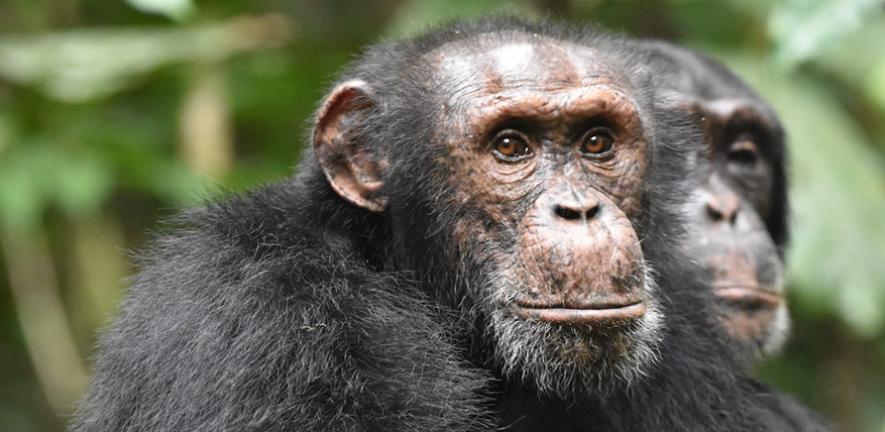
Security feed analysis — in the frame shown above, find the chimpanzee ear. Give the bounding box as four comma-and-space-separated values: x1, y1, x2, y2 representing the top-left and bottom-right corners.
313, 79, 387, 212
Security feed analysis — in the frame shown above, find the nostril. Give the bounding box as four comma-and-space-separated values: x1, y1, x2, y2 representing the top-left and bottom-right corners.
584, 205, 599, 220
554, 204, 600, 221
705, 202, 724, 221
554, 205, 583, 221
705, 197, 740, 225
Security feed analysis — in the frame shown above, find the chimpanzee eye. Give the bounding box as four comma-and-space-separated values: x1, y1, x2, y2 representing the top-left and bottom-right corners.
579, 128, 615, 156
727, 139, 759, 165
491, 131, 533, 162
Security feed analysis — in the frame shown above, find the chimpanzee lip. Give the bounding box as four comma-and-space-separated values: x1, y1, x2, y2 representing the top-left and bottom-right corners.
513, 301, 646, 325
714, 285, 782, 309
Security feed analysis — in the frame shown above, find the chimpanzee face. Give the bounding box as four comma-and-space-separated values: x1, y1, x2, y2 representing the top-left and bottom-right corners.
314, 36, 666, 396
427, 39, 663, 395
682, 101, 788, 356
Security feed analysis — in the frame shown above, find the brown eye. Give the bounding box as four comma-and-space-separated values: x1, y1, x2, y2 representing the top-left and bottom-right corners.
728, 139, 759, 165
579, 128, 615, 156
492, 132, 532, 162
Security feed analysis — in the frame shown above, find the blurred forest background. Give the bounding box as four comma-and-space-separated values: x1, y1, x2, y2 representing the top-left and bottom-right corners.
0, 0, 883, 431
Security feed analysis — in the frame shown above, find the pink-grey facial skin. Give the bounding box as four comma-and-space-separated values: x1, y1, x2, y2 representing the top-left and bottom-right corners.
432, 39, 653, 325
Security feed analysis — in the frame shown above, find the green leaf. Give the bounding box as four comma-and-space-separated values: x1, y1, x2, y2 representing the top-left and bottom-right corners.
0, 17, 291, 102
867, 60, 885, 113
769, 0, 882, 68
126, 0, 196, 22
52, 156, 114, 218
0, 142, 115, 229
0, 113, 14, 155
0, 156, 43, 231
387, 0, 537, 38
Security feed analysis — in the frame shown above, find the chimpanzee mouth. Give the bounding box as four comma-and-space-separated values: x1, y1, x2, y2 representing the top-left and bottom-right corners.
714, 285, 782, 310
513, 301, 646, 325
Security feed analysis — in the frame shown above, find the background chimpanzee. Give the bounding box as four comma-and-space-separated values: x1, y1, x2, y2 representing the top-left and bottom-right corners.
638, 41, 791, 358
71, 18, 823, 432
637, 40, 830, 431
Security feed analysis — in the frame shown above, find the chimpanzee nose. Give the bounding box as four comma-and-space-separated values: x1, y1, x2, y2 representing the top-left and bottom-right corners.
705, 191, 740, 225
554, 199, 600, 222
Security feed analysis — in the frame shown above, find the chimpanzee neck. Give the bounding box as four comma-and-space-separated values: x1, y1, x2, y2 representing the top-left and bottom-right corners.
296, 163, 392, 269
495, 385, 609, 432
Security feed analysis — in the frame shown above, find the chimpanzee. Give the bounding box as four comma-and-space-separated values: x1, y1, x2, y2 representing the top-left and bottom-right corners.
71, 18, 823, 432
638, 41, 791, 357
636, 41, 831, 430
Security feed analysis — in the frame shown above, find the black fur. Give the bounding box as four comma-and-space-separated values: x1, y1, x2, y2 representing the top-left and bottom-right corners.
72, 17, 819, 432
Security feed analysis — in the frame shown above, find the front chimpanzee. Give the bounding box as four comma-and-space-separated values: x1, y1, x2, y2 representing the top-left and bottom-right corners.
72, 18, 815, 432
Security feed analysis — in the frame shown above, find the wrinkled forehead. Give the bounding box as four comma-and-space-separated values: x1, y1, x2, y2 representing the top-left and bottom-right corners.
430, 38, 632, 103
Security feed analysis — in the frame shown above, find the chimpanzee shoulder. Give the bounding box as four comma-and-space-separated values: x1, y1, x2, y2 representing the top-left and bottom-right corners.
71, 178, 493, 432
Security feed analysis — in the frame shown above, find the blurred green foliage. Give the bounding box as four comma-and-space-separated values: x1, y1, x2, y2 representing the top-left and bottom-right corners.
0, 1, 883, 431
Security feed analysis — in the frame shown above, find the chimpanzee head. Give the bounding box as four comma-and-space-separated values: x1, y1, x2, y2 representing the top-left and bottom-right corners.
312, 20, 695, 397
640, 41, 790, 357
